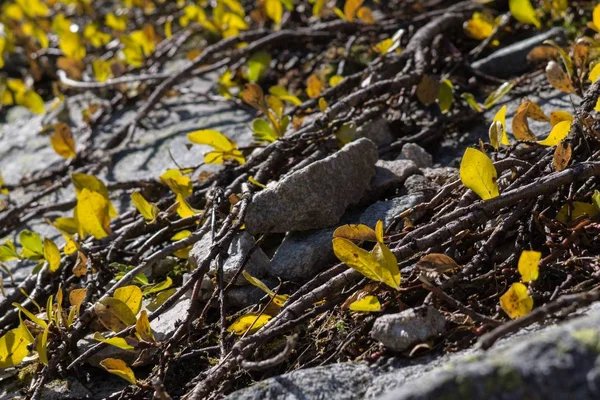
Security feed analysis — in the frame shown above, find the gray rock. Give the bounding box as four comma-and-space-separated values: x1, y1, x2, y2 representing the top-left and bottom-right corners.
471, 27, 567, 78
370, 306, 446, 352
226, 362, 377, 400
189, 231, 269, 285
245, 138, 378, 234
355, 117, 394, 146
421, 167, 458, 185
362, 160, 420, 202
399, 143, 433, 168
269, 228, 336, 281
41, 376, 125, 399
227, 277, 279, 308
360, 194, 425, 228
400, 175, 439, 199
150, 297, 191, 341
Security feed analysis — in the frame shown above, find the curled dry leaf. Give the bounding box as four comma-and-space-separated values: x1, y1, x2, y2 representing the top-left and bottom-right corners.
545, 61, 575, 94
553, 141, 571, 171
512, 102, 537, 141
416, 253, 460, 274
332, 224, 377, 242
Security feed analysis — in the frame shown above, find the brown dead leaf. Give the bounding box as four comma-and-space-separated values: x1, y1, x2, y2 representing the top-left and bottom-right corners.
553, 141, 572, 171
416, 75, 439, 106
512, 102, 537, 141
416, 253, 460, 274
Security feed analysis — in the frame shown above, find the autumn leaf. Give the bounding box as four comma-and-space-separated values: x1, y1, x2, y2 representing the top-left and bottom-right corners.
550, 110, 574, 126
500, 282, 533, 319
538, 120, 571, 146
76, 189, 112, 239
553, 141, 572, 172
187, 129, 245, 165
517, 250, 541, 283
135, 310, 155, 342
306, 74, 324, 99
489, 105, 509, 149
114, 286, 143, 315
243, 271, 288, 307
93, 332, 135, 351
349, 295, 381, 312
94, 297, 137, 332
50, 123, 76, 159
100, 358, 137, 384
0, 324, 33, 368
545, 61, 575, 93
43, 238, 61, 273
459, 148, 499, 200
509, 0, 541, 29
333, 224, 377, 242
228, 313, 272, 335
131, 191, 159, 223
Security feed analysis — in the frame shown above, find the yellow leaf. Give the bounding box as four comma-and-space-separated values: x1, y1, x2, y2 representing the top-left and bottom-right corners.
77, 189, 111, 239
248, 176, 266, 189
590, 4, 600, 32
121, 27, 156, 67
333, 224, 377, 242
0, 326, 32, 368
93, 332, 136, 351
164, 19, 172, 39
92, 59, 111, 83
484, 81, 515, 109
13, 303, 47, 329
437, 79, 453, 114
416, 75, 439, 106
306, 74, 324, 99
106, 13, 127, 31
357, 7, 374, 24
143, 276, 173, 295
131, 191, 159, 223
20, 230, 43, 260
461, 92, 483, 112
318, 97, 328, 112
329, 75, 344, 87
344, 0, 363, 21
242, 271, 288, 307
517, 250, 541, 283
135, 310, 155, 342
459, 148, 499, 200
589, 63, 600, 83
43, 238, 61, 273
500, 282, 533, 319
373, 38, 394, 54
512, 102, 537, 141
227, 313, 272, 335
464, 12, 495, 40
545, 61, 575, 93
100, 358, 137, 385
349, 295, 381, 312
556, 202, 599, 224
332, 237, 401, 290
187, 130, 245, 165
524, 101, 549, 122
94, 297, 137, 333
550, 110, 574, 126
84, 23, 111, 48
489, 105, 508, 149
242, 83, 265, 110
265, 0, 283, 25
59, 32, 86, 60
50, 122, 76, 159
114, 286, 143, 315
537, 120, 571, 146
269, 86, 302, 106
69, 287, 87, 308
160, 169, 192, 197
35, 325, 49, 365
509, 0, 541, 29
16, 90, 45, 114
246, 52, 271, 83
17, 0, 49, 18
146, 288, 176, 312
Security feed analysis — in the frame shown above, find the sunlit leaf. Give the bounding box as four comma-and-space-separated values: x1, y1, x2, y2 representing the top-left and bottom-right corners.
517, 250, 540, 283
59, 31, 86, 60
77, 189, 111, 239
135, 310, 155, 342
545, 61, 575, 94
512, 102, 537, 141
265, 0, 283, 25
94, 297, 137, 332
247, 52, 271, 83
143, 276, 173, 296
349, 295, 381, 312
93, 332, 136, 351
242, 271, 288, 307
114, 286, 143, 315
269, 86, 302, 106
556, 201, 599, 224
227, 313, 272, 335
437, 79, 453, 114
461, 92, 483, 112
100, 358, 137, 384
306, 74, 324, 99
484, 81, 515, 109
553, 141, 571, 172
538, 120, 571, 146
0, 325, 32, 368
43, 238, 61, 273
500, 282, 533, 319
187, 130, 245, 165
509, 0, 541, 29
333, 224, 377, 242
131, 191, 159, 223
550, 110, 574, 126
35, 325, 49, 365
459, 148, 499, 200
50, 122, 76, 159
106, 13, 127, 31
12, 303, 47, 329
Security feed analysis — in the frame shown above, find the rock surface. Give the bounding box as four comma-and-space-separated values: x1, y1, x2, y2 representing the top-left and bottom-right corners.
189, 231, 270, 285
360, 194, 425, 227
471, 27, 567, 78
399, 143, 433, 168
362, 159, 420, 202
370, 306, 447, 352
245, 138, 378, 234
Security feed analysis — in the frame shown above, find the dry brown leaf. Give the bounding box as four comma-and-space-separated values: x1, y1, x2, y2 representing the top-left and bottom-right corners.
416, 253, 460, 274
545, 61, 575, 94
553, 141, 572, 171
526, 45, 560, 64
512, 102, 536, 140
416, 75, 439, 106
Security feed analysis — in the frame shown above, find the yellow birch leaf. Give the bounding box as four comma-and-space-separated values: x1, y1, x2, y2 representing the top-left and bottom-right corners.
545, 61, 575, 93
69, 288, 87, 308
518, 250, 541, 283
99, 358, 137, 385
94, 297, 137, 332
344, 0, 363, 21
114, 286, 143, 316
242, 83, 265, 110
593, 4, 600, 32
143, 276, 173, 295
589, 63, 600, 82
329, 75, 344, 87
0, 326, 32, 368
459, 148, 499, 200
59, 32, 85, 60
187, 130, 234, 152
268, 86, 302, 106
500, 282, 533, 319
242, 271, 288, 307
550, 110, 574, 126
135, 310, 155, 342
371, 241, 401, 289
538, 120, 571, 146
227, 313, 272, 335
50, 122, 76, 159
265, 0, 283, 24
43, 238, 61, 273
509, 0, 541, 29
131, 191, 159, 223
35, 325, 49, 365
349, 295, 381, 312
357, 7, 374, 24
164, 19, 172, 39
16, 90, 45, 114
20, 230, 43, 260
332, 224, 377, 242
92, 59, 111, 83
106, 13, 127, 31
556, 202, 599, 224
332, 237, 401, 290
93, 332, 136, 351
318, 97, 328, 112
77, 189, 111, 239
306, 74, 324, 99
461, 92, 484, 112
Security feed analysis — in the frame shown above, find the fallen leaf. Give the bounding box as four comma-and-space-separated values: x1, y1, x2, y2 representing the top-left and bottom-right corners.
517, 250, 541, 283
93, 332, 136, 351
332, 224, 377, 242
135, 310, 155, 342
416, 75, 439, 106
459, 148, 499, 200
114, 286, 143, 315
545, 61, 575, 93
50, 123, 76, 159
306, 74, 324, 99
228, 313, 272, 335
43, 238, 61, 273
349, 295, 381, 312
416, 253, 460, 274
538, 120, 571, 146
100, 358, 137, 385
509, 0, 541, 29
131, 191, 159, 223
500, 282, 533, 319
550, 110, 574, 126
94, 297, 137, 332
553, 141, 571, 171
